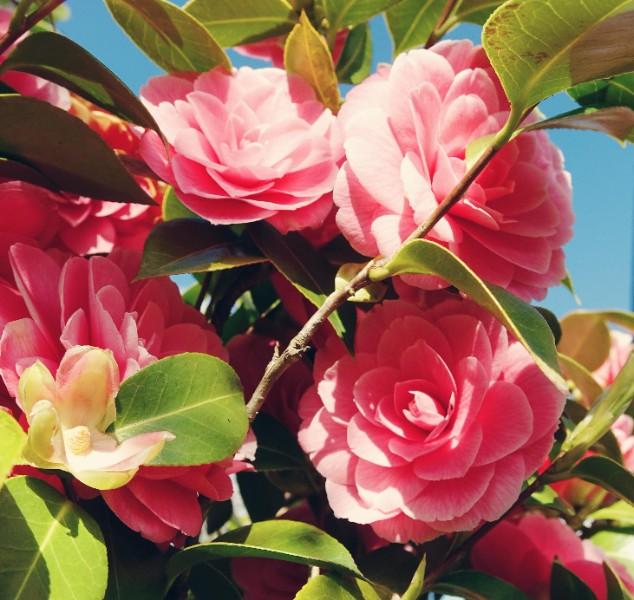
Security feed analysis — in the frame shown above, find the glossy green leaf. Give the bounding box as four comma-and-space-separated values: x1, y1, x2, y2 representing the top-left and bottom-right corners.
237, 471, 285, 522
592, 501, 634, 526
430, 570, 531, 600
248, 222, 347, 337
0, 31, 159, 130
386, 0, 445, 54
104, 0, 230, 74
189, 563, 242, 600
284, 12, 341, 113
592, 529, 634, 575
336, 23, 372, 84
550, 561, 597, 600
559, 311, 613, 372
570, 73, 634, 110
137, 218, 265, 279
251, 413, 307, 471
560, 353, 634, 465
0, 95, 153, 204
0, 411, 26, 489
113, 353, 248, 466
526, 485, 575, 517
0, 477, 107, 600
483, 0, 634, 124
167, 520, 363, 583
401, 555, 426, 600
450, 0, 504, 25
571, 456, 634, 504
0, 157, 57, 189
184, 0, 296, 47
603, 561, 631, 600
162, 187, 198, 221
559, 353, 604, 406
317, 0, 400, 31
295, 574, 381, 600
7, 0, 48, 34
370, 239, 566, 391
520, 106, 634, 143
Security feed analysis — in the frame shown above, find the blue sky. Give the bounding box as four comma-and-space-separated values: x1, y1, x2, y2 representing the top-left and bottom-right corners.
59, 1, 633, 316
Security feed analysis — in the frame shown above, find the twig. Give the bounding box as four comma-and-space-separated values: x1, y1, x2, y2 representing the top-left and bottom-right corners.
426, 0, 460, 48
0, 0, 65, 56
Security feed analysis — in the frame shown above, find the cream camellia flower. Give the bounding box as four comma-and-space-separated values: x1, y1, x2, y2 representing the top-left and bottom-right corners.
18, 345, 174, 490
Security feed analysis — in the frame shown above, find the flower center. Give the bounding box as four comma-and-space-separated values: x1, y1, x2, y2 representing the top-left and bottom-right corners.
404, 390, 446, 430
65, 425, 92, 455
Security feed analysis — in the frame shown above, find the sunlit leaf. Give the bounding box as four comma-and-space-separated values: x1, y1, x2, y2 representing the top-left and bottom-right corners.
0, 411, 26, 489
591, 501, 634, 526
0, 95, 153, 204
570, 456, 634, 505
0, 477, 107, 600
570, 73, 634, 110
559, 311, 613, 372
0, 31, 159, 130
295, 573, 381, 599
316, 0, 400, 31
138, 219, 266, 279
451, 0, 505, 25
370, 239, 566, 391
185, 0, 296, 47
386, 0, 445, 54
483, 0, 634, 125
592, 529, 634, 575
105, 0, 230, 73
113, 353, 248, 466
559, 353, 604, 407
284, 12, 341, 113
401, 555, 426, 600
161, 187, 197, 221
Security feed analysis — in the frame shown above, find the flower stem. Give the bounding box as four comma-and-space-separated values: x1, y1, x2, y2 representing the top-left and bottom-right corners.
0, 0, 65, 56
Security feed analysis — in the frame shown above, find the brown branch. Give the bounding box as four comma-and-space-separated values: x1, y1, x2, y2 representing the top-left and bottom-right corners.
426, 0, 461, 48
0, 0, 65, 56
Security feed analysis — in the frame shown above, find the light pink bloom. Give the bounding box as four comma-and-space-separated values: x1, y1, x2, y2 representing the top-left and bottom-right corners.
472, 512, 634, 600
138, 66, 341, 232
298, 297, 565, 542
334, 40, 573, 301
18, 346, 173, 490
0, 243, 236, 542
594, 330, 632, 388
0, 8, 70, 109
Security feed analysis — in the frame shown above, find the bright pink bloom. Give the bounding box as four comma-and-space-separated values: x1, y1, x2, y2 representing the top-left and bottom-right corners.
594, 330, 632, 388
138, 66, 341, 232
334, 40, 573, 301
0, 8, 70, 109
298, 297, 565, 542
471, 512, 634, 600
0, 243, 235, 542
235, 29, 348, 68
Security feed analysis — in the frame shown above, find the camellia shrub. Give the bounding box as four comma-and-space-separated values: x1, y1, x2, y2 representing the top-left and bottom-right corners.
0, 0, 633, 598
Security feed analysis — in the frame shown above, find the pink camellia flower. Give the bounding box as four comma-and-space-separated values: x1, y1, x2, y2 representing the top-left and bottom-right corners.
334, 40, 573, 301
0, 8, 70, 109
0, 243, 239, 543
298, 297, 565, 543
138, 66, 341, 232
471, 512, 634, 600
18, 346, 173, 490
235, 29, 348, 69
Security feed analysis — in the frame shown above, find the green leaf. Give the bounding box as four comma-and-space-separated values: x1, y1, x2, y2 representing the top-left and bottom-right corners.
0, 31, 158, 130
335, 263, 386, 303
189, 562, 242, 600
592, 500, 634, 525
0, 95, 153, 205
430, 570, 531, 600
451, 0, 505, 25
336, 23, 372, 84
138, 218, 265, 279
401, 555, 426, 600
7, 0, 48, 34
167, 520, 363, 584
162, 186, 198, 221
551, 561, 598, 600
592, 529, 634, 575
370, 239, 566, 391
0, 157, 57, 189
248, 222, 347, 337
526, 484, 575, 517
237, 471, 285, 522
0, 411, 26, 489
295, 573, 381, 599
104, 0, 230, 74
0, 477, 107, 600
483, 0, 634, 125
113, 353, 248, 466
561, 353, 634, 462
570, 456, 634, 504
559, 311, 613, 371
559, 353, 604, 406
357, 545, 418, 595
570, 73, 634, 110
317, 0, 400, 31
520, 106, 634, 143
604, 561, 631, 600
386, 0, 445, 54
184, 0, 296, 47
251, 413, 307, 471
284, 12, 341, 113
